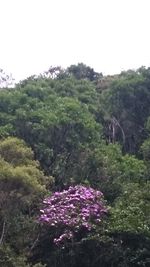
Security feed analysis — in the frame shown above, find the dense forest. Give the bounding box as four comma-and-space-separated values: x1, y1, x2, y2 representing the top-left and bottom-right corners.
0, 63, 150, 267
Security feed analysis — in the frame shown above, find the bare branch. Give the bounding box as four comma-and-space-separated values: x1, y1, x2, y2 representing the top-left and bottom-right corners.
0, 221, 6, 246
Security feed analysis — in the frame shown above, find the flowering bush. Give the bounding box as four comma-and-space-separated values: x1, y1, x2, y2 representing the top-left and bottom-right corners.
39, 185, 107, 245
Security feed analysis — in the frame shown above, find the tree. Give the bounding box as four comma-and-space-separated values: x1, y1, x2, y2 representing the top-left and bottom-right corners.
39, 185, 107, 246
0, 68, 14, 88
110, 182, 150, 234
13, 96, 102, 187
0, 137, 53, 254
67, 63, 102, 81
100, 70, 150, 153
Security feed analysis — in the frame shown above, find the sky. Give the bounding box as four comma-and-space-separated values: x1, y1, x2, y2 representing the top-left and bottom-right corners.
0, 0, 150, 81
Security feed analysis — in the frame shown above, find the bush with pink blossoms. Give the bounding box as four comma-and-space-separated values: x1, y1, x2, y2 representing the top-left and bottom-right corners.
39, 185, 107, 245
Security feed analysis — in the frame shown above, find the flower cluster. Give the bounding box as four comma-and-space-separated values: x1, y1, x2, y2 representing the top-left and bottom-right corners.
39, 185, 107, 245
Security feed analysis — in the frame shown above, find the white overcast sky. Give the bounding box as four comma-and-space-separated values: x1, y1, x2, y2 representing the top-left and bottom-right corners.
0, 0, 150, 81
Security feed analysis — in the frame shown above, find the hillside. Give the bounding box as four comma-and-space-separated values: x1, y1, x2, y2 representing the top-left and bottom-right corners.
0, 64, 150, 267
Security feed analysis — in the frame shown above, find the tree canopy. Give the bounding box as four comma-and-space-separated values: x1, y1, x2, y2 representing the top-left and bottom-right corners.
0, 64, 150, 266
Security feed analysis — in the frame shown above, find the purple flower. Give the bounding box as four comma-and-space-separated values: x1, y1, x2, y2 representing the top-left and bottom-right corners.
39, 185, 107, 245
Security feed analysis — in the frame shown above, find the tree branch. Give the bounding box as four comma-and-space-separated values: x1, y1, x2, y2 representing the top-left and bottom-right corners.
0, 221, 6, 246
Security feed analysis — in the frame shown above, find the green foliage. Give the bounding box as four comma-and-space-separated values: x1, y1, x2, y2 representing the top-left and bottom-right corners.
12, 96, 102, 186
100, 70, 150, 153
1, 64, 150, 266
0, 137, 36, 166
0, 137, 47, 199
120, 154, 147, 182
0, 245, 30, 267
0, 245, 46, 267
110, 183, 150, 234
141, 139, 150, 161
81, 143, 147, 202
66, 63, 102, 81
0, 137, 52, 263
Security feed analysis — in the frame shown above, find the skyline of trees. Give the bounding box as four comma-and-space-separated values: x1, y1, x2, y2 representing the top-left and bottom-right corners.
0, 63, 150, 266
